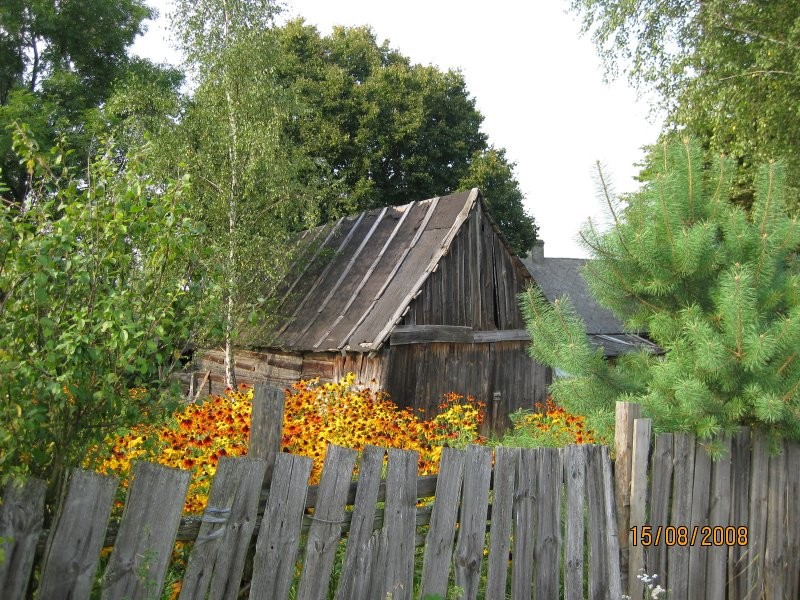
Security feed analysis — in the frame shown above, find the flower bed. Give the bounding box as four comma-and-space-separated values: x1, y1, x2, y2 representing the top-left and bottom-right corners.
91, 374, 485, 513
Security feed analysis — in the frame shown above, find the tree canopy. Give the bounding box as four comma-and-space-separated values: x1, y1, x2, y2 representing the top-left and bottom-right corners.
522, 139, 800, 446
0, 0, 179, 205
570, 0, 800, 208
271, 20, 537, 253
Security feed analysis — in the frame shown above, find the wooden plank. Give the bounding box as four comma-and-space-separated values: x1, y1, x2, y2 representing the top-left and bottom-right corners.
321, 203, 415, 350
586, 445, 607, 600
646, 433, 673, 582
472, 329, 530, 343
367, 530, 389, 600
667, 433, 695, 599
179, 456, 267, 600
295, 208, 388, 346
705, 436, 732, 600
764, 440, 788, 600
627, 418, 652, 600
334, 446, 385, 600
534, 448, 563, 598
601, 445, 623, 600
419, 447, 466, 599
276, 213, 365, 341
614, 401, 642, 588
248, 384, 284, 485
564, 446, 587, 600
454, 445, 492, 600
297, 445, 358, 600
390, 324, 474, 345
746, 430, 769, 600
785, 441, 800, 600
380, 448, 418, 600
728, 428, 751, 600
688, 442, 712, 600
511, 448, 536, 600
339, 197, 441, 349
0, 477, 46, 600
101, 462, 190, 600
348, 530, 377, 599
249, 453, 313, 600
485, 447, 519, 600
38, 470, 118, 600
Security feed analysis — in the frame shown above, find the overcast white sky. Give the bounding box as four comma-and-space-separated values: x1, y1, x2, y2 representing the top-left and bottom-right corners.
133, 0, 662, 258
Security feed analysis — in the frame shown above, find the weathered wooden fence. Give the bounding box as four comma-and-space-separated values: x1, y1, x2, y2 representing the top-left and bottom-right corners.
0, 445, 620, 600
614, 403, 800, 600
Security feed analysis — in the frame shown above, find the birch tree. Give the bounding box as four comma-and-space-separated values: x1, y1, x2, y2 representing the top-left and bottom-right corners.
172, 0, 318, 386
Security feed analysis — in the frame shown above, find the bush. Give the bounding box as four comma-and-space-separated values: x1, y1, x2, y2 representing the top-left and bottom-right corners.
496, 398, 599, 448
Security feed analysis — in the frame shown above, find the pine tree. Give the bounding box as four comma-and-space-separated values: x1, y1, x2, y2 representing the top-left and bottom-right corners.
521, 139, 800, 445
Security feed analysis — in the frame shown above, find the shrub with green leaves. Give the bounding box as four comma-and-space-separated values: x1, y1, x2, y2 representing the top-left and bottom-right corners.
521, 139, 800, 447
0, 126, 203, 489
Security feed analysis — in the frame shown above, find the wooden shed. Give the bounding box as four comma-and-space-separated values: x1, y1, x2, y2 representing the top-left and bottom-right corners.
190, 189, 549, 429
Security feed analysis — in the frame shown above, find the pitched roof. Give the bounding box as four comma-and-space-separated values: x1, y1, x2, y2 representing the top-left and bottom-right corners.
522, 251, 661, 356
264, 189, 494, 353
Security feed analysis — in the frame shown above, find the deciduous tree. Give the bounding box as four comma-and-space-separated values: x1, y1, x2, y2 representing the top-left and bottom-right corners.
0, 129, 201, 489
570, 0, 800, 208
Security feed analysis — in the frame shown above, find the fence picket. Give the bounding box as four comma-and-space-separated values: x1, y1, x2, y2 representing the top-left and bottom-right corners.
249, 453, 312, 600
667, 433, 695, 599
38, 469, 118, 600
746, 431, 770, 600
534, 447, 563, 598
334, 445, 384, 600
614, 402, 641, 587
101, 461, 190, 600
296, 444, 358, 600
627, 418, 651, 600
485, 446, 519, 600
419, 446, 466, 599
563, 445, 586, 600
586, 445, 608, 600
248, 384, 284, 485
764, 441, 788, 600
511, 448, 536, 600
380, 448, 418, 600
454, 445, 492, 600
0, 477, 46, 600
179, 456, 267, 600
688, 443, 712, 600
601, 445, 622, 600
728, 428, 751, 599
786, 442, 800, 600
705, 436, 731, 600
646, 432, 673, 585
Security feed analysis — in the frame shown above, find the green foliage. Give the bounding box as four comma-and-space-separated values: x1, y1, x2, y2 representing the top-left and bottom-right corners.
522, 139, 800, 442
271, 20, 537, 248
0, 0, 174, 204
458, 147, 537, 254
169, 0, 320, 384
570, 0, 800, 209
0, 128, 202, 486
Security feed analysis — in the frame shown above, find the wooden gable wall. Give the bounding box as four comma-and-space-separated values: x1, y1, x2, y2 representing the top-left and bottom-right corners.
401, 199, 528, 330
385, 201, 550, 429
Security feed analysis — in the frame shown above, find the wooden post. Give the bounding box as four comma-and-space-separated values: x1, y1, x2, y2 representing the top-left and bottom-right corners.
627, 417, 652, 599
248, 384, 285, 487
614, 401, 642, 589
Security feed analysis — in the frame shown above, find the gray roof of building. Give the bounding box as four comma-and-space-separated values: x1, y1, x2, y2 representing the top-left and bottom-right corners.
522, 255, 661, 356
